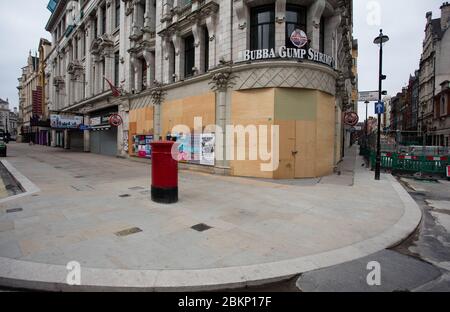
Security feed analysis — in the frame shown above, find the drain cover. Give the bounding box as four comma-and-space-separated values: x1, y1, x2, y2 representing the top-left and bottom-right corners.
191, 223, 213, 232
115, 227, 143, 237
6, 208, 23, 213
119, 194, 131, 198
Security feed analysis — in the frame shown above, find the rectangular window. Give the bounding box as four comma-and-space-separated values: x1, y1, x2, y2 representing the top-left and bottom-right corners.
285, 5, 307, 48
102, 60, 106, 91
250, 5, 275, 51
184, 34, 195, 78
141, 58, 148, 90
114, 52, 120, 87
102, 6, 107, 34
115, 0, 121, 29
94, 18, 98, 38
81, 31, 86, 58
204, 27, 209, 72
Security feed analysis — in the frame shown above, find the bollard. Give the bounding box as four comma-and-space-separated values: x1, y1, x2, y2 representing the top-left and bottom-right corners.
150, 141, 178, 204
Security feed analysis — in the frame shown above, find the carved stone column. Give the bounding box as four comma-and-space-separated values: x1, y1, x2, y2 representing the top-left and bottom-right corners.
151, 82, 166, 140
143, 49, 155, 88
84, 115, 90, 152
210, 71, 236, 169
172, 32, 183, 81
192, 21, 204, 75
275, 0, 286, 50
205, 14, 216, 70
307, 0, 326, 51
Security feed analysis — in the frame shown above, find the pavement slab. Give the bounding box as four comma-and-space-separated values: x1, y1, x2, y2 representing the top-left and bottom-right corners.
0, 143, 422, 291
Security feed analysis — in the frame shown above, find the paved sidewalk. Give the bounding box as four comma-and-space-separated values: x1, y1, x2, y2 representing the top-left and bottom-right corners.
0, 143, 421, 291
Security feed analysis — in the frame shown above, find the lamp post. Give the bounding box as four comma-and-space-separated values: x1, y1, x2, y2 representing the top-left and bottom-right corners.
374, 29, 389, 181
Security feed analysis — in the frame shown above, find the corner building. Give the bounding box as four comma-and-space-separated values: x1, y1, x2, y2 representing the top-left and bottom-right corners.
45, 0, 355, 179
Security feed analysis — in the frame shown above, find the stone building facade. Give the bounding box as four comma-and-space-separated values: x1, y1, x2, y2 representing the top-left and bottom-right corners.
419, 2, 450, 146
17, 52, 40, 143
44, 0, 355, 179
0, 99, 18, 139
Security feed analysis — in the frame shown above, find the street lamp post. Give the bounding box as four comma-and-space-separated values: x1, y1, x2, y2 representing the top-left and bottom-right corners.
374, 29, 389, 181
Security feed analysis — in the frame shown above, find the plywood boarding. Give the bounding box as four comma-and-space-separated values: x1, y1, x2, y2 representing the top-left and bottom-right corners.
128, 107, 154, 156
161, 92, 216, 136
273, 120, 296, 179
230, 88, 275, 179
315, 91, 336, 176
274, 88, 317, 121
274, 88, 336, 178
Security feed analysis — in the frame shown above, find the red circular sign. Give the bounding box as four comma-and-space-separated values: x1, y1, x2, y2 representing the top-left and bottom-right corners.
290, 29, 308, 48
344, 112, 359, 127
109, 114, 123, 127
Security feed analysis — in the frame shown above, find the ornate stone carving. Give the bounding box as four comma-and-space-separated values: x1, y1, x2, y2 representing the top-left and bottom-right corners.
209, 70, 237, 92
150, 81, 166, 105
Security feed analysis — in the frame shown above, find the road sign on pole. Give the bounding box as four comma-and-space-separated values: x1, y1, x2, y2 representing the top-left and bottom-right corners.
375, 101, 385, 115
359, 91, 379, 102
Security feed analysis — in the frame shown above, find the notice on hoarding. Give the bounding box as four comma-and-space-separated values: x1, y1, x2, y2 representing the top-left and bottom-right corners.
200, 134, 215, 166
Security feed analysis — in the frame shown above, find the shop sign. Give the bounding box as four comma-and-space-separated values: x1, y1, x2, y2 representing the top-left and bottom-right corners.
290, 29, 308, 48
344, 112, 359, 127
109, 114, 123, 127
90, 117, 102, 127
239, 31, 334, 67
50, 114, 83, 129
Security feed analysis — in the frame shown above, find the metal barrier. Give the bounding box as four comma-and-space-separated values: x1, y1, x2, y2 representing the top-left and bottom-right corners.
370, 152, 449, 174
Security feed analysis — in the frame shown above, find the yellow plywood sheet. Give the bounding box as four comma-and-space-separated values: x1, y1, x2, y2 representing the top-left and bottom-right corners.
162, 92, 216, 136
315, 91, 335, 176
230, 89, 275, 179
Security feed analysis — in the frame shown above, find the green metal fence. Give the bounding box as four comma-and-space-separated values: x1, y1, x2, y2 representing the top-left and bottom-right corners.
370, 152, 449, 174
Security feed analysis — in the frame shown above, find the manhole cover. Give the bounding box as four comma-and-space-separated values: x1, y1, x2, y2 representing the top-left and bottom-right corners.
115, 227, 143, 237
191, 223, 213, 232
119, 194, 131, 198
6, 208, 23, 213
74, 176, 85, 179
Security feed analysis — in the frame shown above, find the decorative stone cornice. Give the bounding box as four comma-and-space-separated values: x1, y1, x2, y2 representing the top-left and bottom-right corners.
158, 1, 219, 38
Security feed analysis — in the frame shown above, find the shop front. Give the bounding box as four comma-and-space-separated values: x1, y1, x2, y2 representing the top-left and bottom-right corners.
50, 114, 83, 149
89, 108, 119, 157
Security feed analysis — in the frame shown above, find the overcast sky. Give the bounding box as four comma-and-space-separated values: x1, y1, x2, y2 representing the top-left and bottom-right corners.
0, 0, 446, 119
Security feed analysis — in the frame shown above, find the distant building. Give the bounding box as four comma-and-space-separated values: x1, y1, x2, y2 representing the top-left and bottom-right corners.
0, 98, 19, 140
351, 39, 359, 114
419, 2, 450, 146
17, 52, 40, 143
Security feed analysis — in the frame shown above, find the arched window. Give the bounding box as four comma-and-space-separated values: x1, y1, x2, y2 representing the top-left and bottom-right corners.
250, 5, 275, 51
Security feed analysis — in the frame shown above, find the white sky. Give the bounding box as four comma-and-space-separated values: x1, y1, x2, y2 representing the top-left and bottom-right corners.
0, 0, 446, 120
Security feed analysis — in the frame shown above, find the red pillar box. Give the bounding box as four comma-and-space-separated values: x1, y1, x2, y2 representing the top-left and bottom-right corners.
150, 141, 179, 204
